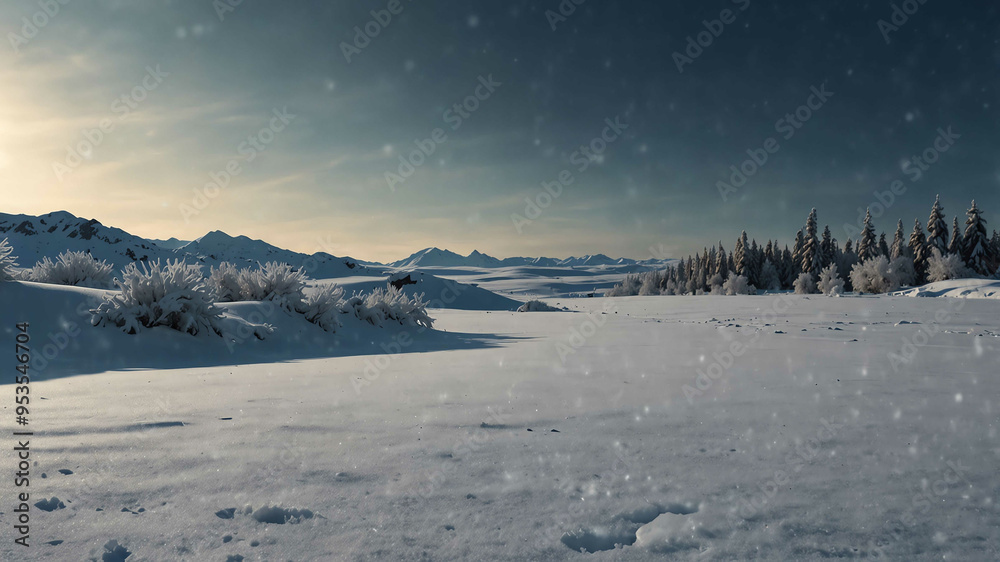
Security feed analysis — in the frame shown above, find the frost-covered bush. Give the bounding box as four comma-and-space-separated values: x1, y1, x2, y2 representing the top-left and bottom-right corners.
639, 271, 663, 296
341, 287, 433, 329
723, 272, 755, 295
926, 249, 974, 282
208, 262, 242, 302
816, 263, 844, 296
92, 260, 227, 335
708, 273, 725, 295
849, 256, 903, 294
236, 262, 307, 311
793, 272, 817, 294
28, 251, 113, 288
606, 274, 642, 297
301, 283, 346, 332
516, 300, 562, 312
0, 238, 17, 281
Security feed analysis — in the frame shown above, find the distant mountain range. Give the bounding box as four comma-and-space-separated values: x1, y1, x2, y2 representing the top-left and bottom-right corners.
0, 210, 670, 277
387, 247, 668, 269
0, 211, 365, 278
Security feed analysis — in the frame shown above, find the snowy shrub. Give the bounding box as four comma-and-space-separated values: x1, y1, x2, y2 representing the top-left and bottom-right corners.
342, 287, 433, 329
301, 283, 346, 332
0, 238, 17, 281
708, 273, 725, 295
849, 256, 903, 294
28, 251, 113, 288
722, 272, 755, 295
638, 272, 663, 296
793, 272, 817, 294
816, 264, 844, 296
236, 262, 307, 311
606, 274, 642, 297
91, 260, 228, 336
208, 262, 243, 302
517, 300, 562, 312
926, 249, 974, 282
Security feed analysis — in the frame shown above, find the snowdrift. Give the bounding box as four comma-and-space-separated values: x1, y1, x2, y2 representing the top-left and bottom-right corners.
0, 281, 502, 379
891, 278, 1000, 299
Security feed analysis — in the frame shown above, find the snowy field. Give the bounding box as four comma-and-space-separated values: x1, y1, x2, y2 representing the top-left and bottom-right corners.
1, 284, 999, 560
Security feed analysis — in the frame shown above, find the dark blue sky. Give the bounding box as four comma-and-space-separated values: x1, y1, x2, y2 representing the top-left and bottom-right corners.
3, 0, 998, 261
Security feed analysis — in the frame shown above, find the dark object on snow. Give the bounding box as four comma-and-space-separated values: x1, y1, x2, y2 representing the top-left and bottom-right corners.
389, 274, 418, 290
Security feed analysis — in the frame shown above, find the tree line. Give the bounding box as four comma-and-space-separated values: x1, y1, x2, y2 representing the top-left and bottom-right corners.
609, 196, 998, 296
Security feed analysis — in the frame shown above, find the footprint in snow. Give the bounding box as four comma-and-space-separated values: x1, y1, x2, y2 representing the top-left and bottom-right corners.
101, 540, 132, 562
35, 497, 66, 512
560, 502, 699, 553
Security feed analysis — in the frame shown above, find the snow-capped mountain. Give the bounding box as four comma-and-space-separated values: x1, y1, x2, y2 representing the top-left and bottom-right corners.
389, 248, 667, 269
0, 211, 364, 278
0, 211, 169, 268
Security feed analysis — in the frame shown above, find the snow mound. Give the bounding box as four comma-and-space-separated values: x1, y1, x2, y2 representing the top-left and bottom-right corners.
516, 299, 564, 312
328, 270, 521, 311
634, 512, 704, 553
891, 278, 1000, 299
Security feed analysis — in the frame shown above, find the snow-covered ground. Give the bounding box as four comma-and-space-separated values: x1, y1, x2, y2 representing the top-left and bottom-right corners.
1, 285, 998, 560
892, 278, 1000, 299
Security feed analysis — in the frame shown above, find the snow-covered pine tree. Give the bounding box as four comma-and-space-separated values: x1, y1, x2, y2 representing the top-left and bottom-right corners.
908, 219, 929, 284
962, 200, 991, 276
791, 229, 805, 277
947, 216, 963, 257
800, 208, 822, 274
715, 242, 729, 278
927, 195, 949, 255
857, 208, 877, 262
747, 239, 762, 287
878, 232, 890, 258
820, 226, 835, 269
890, 219, 907, 260
780, 246, 796, 289
839, 238, 858, 291
733, 231, 748, 277
764, 240, 775, 265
